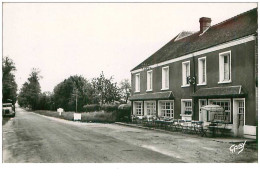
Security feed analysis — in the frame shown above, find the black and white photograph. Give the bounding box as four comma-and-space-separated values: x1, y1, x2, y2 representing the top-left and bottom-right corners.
1, 1, 259, 174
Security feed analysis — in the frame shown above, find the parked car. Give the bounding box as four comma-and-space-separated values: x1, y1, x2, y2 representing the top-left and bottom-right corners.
2, 103, 15, 117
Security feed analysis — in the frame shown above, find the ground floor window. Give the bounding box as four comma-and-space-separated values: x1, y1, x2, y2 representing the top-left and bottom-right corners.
145, 101, 156, 116
134, 101, 143, 116
209, 99, 231, 122
158, 101, 174, 118
181, 99, 192, 115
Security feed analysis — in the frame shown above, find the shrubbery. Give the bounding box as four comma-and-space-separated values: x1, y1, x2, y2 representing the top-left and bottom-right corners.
117, 104, 131, 122
34, 110, 117, 123
34, 103, 132, 123
83, 104, 100, 112
100, 104, 119, 112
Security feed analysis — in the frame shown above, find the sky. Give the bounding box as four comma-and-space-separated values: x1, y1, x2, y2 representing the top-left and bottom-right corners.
3, 3, 257, 92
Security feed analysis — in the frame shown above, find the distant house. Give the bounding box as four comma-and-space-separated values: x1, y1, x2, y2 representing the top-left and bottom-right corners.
129, 8, 258, 139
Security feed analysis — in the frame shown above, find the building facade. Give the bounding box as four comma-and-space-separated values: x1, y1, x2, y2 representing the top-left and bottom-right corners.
129, 8, 258, 139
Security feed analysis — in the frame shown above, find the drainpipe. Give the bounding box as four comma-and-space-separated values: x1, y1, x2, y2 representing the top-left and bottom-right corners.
192, 54, 196, 120
192, 55, 196, 94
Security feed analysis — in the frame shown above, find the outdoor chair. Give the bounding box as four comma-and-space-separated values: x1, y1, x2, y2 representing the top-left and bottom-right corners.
181, 120, 192, 133
177, 120, 185, 132
131, 115, 138, 124
197, 122, 209, 137
145, 115, 156, 128
190, 121, 198, 134
171, 119, 180, 131
163, 117, 174, 130
136, 116, 144, 124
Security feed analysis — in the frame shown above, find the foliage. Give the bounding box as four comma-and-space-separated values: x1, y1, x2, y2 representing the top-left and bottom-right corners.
2, 57, 18, 104
119, 79, 131, 103
53, 75, 92, 112
100, 104, 119, 112
91, 72, 120, 105
34, 110, 117, 123
18, 68, 41, 110
83, 104, 100, 112
36, 92, 55, 110
117, 104, 131, 122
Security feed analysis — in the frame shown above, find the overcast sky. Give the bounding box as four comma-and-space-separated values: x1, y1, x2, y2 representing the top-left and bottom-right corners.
3, 3, 257, 92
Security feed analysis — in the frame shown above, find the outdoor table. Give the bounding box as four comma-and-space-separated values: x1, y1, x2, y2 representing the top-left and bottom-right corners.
172, 119, 180, 131
191, 121, 201, 134
208, 120, 225, 137
163, 119, 174, 130
154, 119, 165, 128
181, 120, 192, 133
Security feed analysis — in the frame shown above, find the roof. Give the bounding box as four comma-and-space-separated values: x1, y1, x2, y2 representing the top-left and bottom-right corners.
129, 91, 174, 101
132, 8, 257, 71
191, 86, 245, 98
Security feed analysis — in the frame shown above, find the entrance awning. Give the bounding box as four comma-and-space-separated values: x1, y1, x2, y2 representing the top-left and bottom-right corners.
129, 91, 174, 101
192, 85, 245, 98
201, 105, 224, 112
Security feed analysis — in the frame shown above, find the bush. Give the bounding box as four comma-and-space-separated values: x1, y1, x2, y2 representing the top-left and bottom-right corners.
81, 111, 116, 123
83, 104, 100, 112
100, 104, 119, 112
117, 104, 131, 122
34, 110, 117, 123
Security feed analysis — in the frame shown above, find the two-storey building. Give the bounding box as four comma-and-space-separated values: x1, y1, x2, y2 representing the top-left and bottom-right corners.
129, 8, 258, 139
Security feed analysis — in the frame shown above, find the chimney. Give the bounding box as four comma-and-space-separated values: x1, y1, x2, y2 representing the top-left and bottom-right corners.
199, 17, 211, 33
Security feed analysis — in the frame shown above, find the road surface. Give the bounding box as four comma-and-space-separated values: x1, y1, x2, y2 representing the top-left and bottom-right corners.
3, 107, 257, 163
3, 108, 182, 163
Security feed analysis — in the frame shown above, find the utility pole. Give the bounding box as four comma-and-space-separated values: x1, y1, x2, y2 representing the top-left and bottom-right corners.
75, 89, 78, 113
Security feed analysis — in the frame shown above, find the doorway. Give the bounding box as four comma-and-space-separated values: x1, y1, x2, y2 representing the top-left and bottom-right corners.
199, 99, 207, 121
233, 98, 245, 137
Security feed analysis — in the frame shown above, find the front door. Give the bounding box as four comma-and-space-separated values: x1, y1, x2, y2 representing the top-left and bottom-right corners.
199, 99, 207, 121
233, 99, 245, 137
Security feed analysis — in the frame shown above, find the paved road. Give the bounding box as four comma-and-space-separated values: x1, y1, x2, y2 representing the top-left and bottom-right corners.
3, 108, 182, 163
3, 107, 257, 163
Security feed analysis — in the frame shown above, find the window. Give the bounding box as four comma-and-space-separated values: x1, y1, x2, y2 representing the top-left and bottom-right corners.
198, 57, 206, 85
147, 70, 153, 91
238, 101, 244, 121
145, 101, 156, 116
181, 99, 192, 115
219, 51, 231, 83
158, 101, 174, 117
134, 102, 143, 116
182, 61, 190, 86
162, 66, 169, 90
135, 73, 140, 92
209, 99, 231, 122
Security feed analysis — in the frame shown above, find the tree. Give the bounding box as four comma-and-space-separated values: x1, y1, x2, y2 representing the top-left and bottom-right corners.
91, 72, 120, 105
18, 68, 42, 110
119, 79, 131, 103
53, 75, 92, 112
37, 92, 55, 110
2, 57, 18, 104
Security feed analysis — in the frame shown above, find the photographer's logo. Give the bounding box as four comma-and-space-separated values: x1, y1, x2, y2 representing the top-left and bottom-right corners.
229, 141, 246, 154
